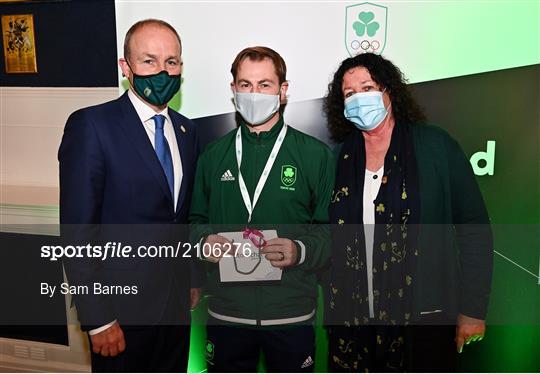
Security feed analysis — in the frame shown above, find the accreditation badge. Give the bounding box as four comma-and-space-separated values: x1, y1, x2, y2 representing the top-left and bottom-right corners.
217, 230, 282, 282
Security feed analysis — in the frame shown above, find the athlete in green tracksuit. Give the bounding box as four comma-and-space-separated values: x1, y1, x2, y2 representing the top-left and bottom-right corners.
189, 46, 335, 372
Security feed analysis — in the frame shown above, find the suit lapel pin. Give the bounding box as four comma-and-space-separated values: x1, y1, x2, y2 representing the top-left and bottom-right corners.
180, 124, 186, 133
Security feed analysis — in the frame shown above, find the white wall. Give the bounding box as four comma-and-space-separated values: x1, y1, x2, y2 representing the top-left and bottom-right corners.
0, 87, 118, 372
0, 87, 118, 190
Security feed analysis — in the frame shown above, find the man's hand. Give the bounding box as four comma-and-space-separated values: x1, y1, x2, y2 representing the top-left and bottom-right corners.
90, 322, 125, 357
190, 287, 201, 310
455, 313, 485, 353
260, 238, 298, 268
202, 234, 231, 263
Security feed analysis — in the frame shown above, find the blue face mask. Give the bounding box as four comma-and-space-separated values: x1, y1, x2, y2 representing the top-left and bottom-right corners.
343, 90, 389, 131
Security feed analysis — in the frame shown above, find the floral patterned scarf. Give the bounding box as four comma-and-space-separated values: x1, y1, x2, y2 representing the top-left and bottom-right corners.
327, 123, 421, 371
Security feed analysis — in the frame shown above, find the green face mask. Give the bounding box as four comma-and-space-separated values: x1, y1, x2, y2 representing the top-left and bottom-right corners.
131, 70, 181, 106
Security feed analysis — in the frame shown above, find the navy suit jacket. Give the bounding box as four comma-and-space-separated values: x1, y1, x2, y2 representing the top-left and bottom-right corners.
59, 92, 200, 330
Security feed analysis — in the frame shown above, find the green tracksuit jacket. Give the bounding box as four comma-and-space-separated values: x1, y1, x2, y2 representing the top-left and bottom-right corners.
189, 116, 335, 324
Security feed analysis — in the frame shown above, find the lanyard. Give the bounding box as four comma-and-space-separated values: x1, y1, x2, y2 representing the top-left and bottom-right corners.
235, 124, 288, 223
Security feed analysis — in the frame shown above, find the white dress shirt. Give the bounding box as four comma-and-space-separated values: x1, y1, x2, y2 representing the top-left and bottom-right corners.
88, 90, 183, 336
363, 166, 384, 319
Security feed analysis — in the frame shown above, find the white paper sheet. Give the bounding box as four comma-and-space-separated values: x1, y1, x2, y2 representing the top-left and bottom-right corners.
217, 230, 282, 282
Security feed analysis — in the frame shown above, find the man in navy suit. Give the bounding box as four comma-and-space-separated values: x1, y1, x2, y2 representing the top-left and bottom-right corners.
59, 19, 200, 372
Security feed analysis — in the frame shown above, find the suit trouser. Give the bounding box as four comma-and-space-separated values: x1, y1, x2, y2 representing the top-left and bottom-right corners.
89, 274, 191, 372
205, 317, 315, 373
90, 324, 190, 373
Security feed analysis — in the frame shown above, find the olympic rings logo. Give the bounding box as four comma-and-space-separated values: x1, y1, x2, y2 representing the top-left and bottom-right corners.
350, 39, 381, 52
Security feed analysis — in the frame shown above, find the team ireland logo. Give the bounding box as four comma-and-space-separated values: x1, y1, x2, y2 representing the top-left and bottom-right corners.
205, 340, 215, 362
345, 2, 388, 56
281, 165, 297, 187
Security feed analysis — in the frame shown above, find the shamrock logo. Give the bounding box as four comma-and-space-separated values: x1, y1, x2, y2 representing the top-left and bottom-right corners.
205, 340, 215, 360
353, 11, 379, 37
281, 165, 297, 187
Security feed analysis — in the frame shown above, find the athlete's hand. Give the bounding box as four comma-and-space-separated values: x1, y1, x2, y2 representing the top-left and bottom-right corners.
202, 234, 231, 263
455, 313, 485, 353
261, 238, 298, 268
90, 322, 125, 357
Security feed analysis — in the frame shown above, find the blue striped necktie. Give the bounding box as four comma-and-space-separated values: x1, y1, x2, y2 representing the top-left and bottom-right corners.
153, 114, 174, 199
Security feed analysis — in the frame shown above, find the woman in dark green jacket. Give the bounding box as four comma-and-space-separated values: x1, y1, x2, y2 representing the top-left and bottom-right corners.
323, 53, 493, 372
